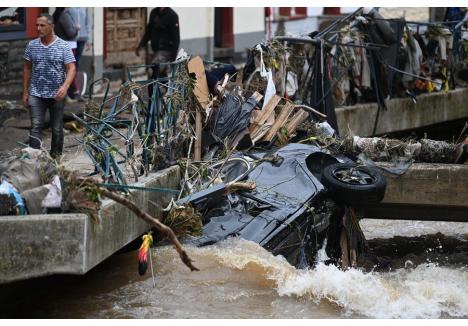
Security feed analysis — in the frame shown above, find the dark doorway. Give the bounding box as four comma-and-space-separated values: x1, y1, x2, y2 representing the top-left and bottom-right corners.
214, 7, 234, 60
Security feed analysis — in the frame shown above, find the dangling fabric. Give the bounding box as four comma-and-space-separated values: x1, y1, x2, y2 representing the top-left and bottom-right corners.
308, 40, 339, 134
255, 44, 277, 110
138, 233, 153, 276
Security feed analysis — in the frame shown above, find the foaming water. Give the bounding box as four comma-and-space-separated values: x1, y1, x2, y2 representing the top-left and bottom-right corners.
276, 260, 468, 318
86, 238, 467, 318
0, 228, 467, 318
181, 238, 468, 318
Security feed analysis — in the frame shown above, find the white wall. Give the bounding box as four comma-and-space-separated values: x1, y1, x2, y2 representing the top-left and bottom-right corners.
145, 7, 264, 40
93, 7, 104, 56
173, 8, 214, 40
307, 7, 360, 17
233, 7, 265, 34
307, 8, 323, 16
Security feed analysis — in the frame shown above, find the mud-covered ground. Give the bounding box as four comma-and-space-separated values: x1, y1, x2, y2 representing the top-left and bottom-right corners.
0, 100, 90, 157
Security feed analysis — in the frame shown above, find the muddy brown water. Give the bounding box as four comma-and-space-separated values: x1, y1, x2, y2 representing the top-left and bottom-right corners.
0, 220, 467, 319
1, 7, 465, 318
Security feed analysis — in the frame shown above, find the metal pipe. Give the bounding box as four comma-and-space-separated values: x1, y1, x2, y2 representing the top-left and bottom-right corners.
315, 7, 364, 39
274, 36, 385, 50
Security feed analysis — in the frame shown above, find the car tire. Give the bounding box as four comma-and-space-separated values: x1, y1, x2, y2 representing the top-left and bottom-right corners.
321, 162, 386, 206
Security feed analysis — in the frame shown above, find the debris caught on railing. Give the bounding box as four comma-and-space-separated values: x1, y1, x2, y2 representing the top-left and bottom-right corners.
1, 7, 467, 272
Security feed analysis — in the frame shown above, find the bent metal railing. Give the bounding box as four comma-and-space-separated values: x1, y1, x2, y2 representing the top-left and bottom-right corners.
73, 57, 190, 189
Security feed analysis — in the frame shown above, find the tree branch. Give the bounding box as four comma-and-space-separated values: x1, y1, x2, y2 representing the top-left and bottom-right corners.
98, 188, 199, 271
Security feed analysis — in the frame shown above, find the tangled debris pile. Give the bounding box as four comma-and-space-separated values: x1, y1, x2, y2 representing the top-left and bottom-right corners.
1, 8, 468, 272
70, 8, 468, 191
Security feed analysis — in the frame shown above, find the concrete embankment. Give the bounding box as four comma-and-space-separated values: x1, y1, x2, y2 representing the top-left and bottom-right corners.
336, 88, 468, 136
363, 163, 468, 222
0, 165, 181, 284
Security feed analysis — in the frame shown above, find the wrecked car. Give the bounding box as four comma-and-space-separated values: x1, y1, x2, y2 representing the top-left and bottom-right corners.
180, 142, 386, 268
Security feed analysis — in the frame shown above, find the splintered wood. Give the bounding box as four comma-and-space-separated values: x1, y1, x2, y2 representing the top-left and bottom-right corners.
286, 109, 309, 136
188, 56, 210, 161
264, 102, 295, 142
249, 95, 281, 143
248, 95, 309, 144
187, 56, 210, 109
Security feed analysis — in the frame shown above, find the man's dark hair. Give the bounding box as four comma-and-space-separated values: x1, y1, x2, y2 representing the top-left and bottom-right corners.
37, 13, 54, 24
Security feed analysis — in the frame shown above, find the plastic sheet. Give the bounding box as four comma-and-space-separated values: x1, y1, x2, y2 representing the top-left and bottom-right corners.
41, 175, 63, 208
0, 180, 26, 215
286, 71, 298, 97
213, 93, 259, 141
255, 44, 276, 109
358, 153, 413, 176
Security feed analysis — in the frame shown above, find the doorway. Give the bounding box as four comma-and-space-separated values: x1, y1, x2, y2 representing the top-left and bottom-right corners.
214, 7, 234, 60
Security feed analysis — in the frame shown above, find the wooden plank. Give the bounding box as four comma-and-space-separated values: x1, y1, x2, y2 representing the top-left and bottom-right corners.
252, 123, 274, 144
263, 101, 295, 142
187, 56, 210, 161
114, 19, 140, 25
249, 95, 281, 136
251, 91, 263, 102
187, 56, 210, 109
250, 110, 261, 123
253, 95, 281, 128
286, 109, 309, 136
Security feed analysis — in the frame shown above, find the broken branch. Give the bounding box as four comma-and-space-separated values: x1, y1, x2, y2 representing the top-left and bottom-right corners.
99, 188, 199, 271
294, 104, 327, 119
225, 181, 256, 193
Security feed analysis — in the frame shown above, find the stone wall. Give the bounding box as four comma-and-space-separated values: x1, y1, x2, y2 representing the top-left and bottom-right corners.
0, 39, 29, 99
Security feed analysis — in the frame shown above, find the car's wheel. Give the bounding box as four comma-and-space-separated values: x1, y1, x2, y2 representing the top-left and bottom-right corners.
321, 163, 386, 206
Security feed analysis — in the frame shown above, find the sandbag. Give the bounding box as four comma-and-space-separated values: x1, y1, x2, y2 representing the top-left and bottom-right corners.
21, 185, 49, 215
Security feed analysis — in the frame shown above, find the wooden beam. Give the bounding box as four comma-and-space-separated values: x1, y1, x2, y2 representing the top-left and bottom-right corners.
377, 162, 468, 206
187, 56, 210, 161
250, 91, 263, 103
187, 56, 210, 109
286, 108, 309, 136
249, 95, 281, 136
263, 101, 295, 142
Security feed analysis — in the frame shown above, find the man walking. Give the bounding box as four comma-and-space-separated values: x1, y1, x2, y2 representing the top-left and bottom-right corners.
136, 7, 180, 77
22, 13, 76, 158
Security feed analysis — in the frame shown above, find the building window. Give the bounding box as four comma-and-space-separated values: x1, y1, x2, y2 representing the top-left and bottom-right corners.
0, 7, 36, 41
277, 7, 307, 20
0, 7, 25, 32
